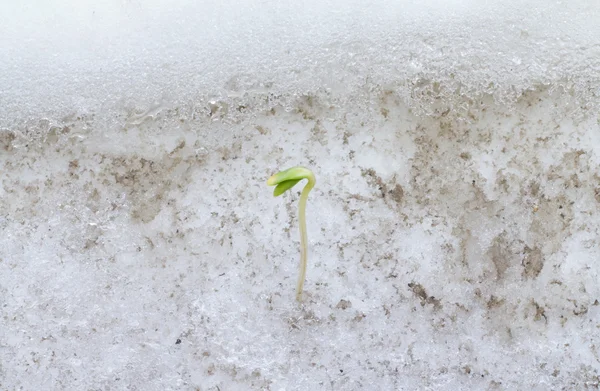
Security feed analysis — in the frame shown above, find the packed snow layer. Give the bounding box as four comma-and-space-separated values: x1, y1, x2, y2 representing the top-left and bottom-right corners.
2, 1, 600, 391
2, 89, 600, 390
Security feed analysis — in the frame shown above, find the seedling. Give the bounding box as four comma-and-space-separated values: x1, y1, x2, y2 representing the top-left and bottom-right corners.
267, 166, 316, 301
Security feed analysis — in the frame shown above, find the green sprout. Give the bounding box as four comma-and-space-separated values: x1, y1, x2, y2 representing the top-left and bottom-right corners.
267, 166, 316, 301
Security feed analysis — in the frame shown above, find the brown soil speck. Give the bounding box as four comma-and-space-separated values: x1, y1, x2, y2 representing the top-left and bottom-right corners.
408, 282, 442, 310
522, 246, 544, 279
487, 296, 505, 309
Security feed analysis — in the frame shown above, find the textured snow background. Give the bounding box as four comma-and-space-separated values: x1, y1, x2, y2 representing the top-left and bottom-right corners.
1, 0, 600, 390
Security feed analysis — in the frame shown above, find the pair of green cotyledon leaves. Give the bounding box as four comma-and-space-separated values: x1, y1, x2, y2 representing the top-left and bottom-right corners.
267, 166, 316, 302
267, 166, 316, 197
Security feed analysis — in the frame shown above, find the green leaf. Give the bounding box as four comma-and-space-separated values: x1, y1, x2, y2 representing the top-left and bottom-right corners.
273, 179, 301, 196
267, 167, 313, 186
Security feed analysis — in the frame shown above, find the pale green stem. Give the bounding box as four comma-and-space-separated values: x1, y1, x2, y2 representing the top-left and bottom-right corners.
267, 166, 316, 301
296, 173, 315, 301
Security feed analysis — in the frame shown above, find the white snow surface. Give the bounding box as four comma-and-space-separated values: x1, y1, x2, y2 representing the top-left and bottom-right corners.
1, 0, 599, 125
1, 1, 600, 390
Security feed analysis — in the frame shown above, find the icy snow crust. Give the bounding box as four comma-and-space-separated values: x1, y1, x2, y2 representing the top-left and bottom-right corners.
2, 1, 600, 390
1, 0, 599, 125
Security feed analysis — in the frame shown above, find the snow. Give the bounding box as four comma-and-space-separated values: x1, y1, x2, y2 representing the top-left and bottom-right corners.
1, 1, 600, 390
